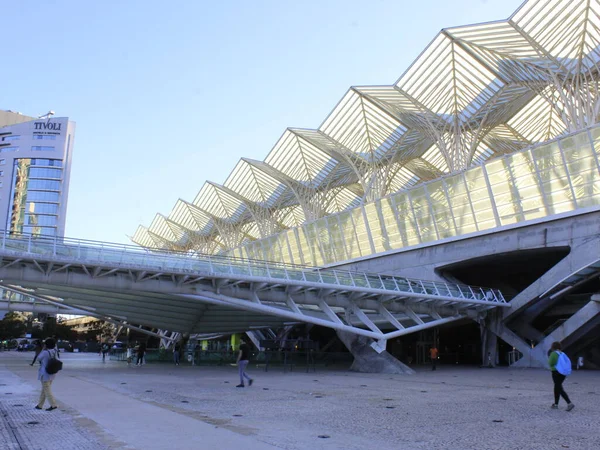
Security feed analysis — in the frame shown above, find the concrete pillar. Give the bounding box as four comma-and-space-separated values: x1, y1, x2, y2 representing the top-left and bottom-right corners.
480, 327, 498, 368
337, 331, 415, 375
480, 312, 499, 367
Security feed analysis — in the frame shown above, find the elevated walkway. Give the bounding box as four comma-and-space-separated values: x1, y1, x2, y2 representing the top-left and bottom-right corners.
0, 231, 508, 347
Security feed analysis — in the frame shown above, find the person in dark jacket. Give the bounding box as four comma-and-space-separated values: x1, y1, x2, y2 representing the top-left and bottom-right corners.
136, 341, 146, 366
30, 340, 43, 366
236, 338, 253, 388
173, 340, 181, 366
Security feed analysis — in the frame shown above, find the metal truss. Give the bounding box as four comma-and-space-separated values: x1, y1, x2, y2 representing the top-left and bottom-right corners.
0, 231, 509, 340
134, 0, 600, 259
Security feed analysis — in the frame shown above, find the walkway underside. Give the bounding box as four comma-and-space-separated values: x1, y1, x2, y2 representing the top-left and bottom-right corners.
0, 233, 508, 344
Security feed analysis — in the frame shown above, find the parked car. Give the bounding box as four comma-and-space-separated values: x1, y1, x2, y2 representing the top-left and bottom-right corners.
17, 343, 35, 351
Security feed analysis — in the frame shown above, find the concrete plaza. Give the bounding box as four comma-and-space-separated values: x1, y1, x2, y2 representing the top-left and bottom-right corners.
1, 352, 598, 450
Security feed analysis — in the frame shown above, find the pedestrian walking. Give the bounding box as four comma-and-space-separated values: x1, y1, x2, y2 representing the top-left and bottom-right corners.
136, 341, 146, 366
429, 345, 438, 371
548, 341, 575, 411
101, 342, 110, 362
30, 340, 43, 366
35, 338, 60, 411
236, 338, 253, 388
173, 340, 181, 366
126, 343, 134, 366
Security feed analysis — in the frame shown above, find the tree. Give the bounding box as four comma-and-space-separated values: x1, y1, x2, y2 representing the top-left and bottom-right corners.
0, 312, 27, 339
54, 323, 78, 341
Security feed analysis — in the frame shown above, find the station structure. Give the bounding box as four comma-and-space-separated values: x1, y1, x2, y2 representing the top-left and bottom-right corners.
2, 0, 600, 369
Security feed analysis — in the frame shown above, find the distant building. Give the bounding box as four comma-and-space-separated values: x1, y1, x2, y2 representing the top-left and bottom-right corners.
0, 110, 75, 237
61, 316, 102, 334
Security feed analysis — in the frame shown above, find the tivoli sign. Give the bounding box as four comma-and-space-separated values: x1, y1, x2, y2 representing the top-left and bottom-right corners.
34, 122, 62, 131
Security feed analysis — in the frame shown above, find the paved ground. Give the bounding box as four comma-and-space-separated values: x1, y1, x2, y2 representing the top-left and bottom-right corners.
1, 351, 599, 450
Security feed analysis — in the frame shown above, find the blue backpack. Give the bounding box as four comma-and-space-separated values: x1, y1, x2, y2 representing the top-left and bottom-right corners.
555, 351, 572, 376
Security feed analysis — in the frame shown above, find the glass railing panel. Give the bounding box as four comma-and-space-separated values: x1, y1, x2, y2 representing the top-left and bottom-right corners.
487, 158, 521, 226
296, 227, 314, 266
229, 264, 250, 276
303, 271, 322, 283
446, 284, 463, 298
365, 202, 386, 254
366, 275, 384, 289
410, 187, 437, 242
407, 279, 423, 293
319, 272, 338, 285
391, 192, 420, 246
334, 271, 355, 287
445, 175, 478, 234
534, 142, 575, 213
420, 280, 439, 295
458, 285, 474, 299
326, 216, 348, 263
267, 267, 289, 279
509, 151, 546, 220
381, 277, 397, 290
4, 239, 30, 252
465, 167, 497, 231
287, 229, 303, 266
285, 270, 305, 281
350, 273, 369, 288
427, 181, 454, 239
563, 133, 600, 208
304, 223, 324, 267
379, 197, 403, 250
351, 207, 372, 258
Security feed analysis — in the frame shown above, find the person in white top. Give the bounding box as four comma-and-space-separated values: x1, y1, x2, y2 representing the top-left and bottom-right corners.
35, 338, 60, 411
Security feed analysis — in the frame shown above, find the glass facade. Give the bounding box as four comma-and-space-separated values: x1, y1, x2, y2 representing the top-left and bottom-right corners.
1, 135, 20, 141
7, 158, 63, 237
227, 126, 600, 266
32, 135, 56, 140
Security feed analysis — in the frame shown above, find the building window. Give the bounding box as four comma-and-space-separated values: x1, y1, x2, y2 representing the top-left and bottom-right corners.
29, 167, 62, 179
0, 159, 5, 165
27, 179, 61, 191
1, 135, 20, 142
32, 135, 56, 140
0, 181, 3, 188
0, 171, 3, 176
25, 202, 58, 214
0, 147, 18, 153
30, 158, 63, 167
31, 146, 55, 152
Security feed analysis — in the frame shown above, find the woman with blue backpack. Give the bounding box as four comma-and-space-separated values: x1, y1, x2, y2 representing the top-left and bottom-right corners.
548, 341, 575, 411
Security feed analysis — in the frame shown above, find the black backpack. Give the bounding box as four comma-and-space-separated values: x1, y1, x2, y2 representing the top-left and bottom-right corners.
46, 350, 63, 375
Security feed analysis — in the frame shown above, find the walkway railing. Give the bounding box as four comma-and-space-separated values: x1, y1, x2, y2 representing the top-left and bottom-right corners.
0, 230, 507, 305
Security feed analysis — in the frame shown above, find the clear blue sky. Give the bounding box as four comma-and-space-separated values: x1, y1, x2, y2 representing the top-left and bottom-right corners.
2, 0, 525, 245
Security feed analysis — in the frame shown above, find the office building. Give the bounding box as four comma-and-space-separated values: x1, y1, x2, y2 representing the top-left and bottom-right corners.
0, 110, 75, 237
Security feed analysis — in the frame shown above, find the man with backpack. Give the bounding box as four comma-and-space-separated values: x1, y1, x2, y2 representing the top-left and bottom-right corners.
35, 338, 62, 411
548, 341, 575, 411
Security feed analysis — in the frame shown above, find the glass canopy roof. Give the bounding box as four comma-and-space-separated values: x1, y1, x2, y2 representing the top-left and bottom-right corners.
134, 0, 600, 261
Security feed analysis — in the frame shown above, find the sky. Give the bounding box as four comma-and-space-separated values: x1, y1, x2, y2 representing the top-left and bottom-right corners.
1, 0, 525, 245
